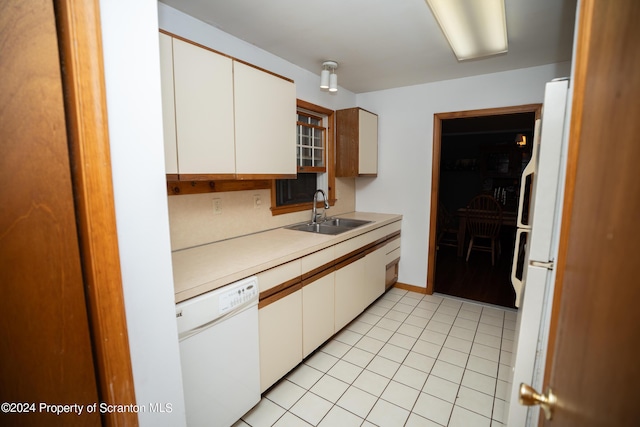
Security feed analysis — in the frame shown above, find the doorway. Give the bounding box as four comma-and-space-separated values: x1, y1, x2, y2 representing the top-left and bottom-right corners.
426, 105, 541, 308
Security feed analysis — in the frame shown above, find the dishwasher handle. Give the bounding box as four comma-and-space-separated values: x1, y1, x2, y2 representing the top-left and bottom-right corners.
178, 298, 257, 341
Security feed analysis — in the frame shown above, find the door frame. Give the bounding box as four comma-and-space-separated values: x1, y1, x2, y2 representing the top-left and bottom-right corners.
426, 104, 542, 294
55, 0, 137, 423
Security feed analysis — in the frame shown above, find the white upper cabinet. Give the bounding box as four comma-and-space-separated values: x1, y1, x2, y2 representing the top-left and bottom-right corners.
159, 33, 296, 180
233, 61, 297, 178
159, 33, 178, 175
172, 38, 236, 179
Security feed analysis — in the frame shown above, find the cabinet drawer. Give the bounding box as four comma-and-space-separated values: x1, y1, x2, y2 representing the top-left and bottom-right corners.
386, 237, 401, 254
334, 233, 369, 259
386, 247, 401, 264
301, 246, 334, 278
257, 260, 301, 293
334, 221, 401, 260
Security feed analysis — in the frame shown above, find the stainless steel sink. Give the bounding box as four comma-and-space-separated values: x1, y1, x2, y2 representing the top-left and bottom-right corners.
285, 218, 372, 235
323, 218, 372, 228
285, 222, 350, 235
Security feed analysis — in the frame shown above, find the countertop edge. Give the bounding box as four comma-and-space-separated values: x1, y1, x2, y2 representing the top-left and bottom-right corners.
173, 212, 402, 303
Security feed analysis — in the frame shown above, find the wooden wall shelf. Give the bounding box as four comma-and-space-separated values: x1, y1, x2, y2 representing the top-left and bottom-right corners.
167, 179, 272, 196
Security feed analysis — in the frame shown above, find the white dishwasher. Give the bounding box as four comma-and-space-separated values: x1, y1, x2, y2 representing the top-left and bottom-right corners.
176, 276, 260, 427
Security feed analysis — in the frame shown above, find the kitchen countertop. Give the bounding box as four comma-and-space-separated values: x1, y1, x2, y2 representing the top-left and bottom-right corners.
172, 212, 402, 303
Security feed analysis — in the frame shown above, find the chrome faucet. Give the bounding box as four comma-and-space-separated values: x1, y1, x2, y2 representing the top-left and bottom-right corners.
311, 189, 330, 224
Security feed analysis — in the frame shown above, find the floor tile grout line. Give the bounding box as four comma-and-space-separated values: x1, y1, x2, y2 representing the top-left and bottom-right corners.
357, 289, 415, 426
375, 291, 441, 426
451, 306, 508, 424
318, 290, 410, 425
244, 291, 513, 427
488, 312, 507, 424
353, 291, 437, 424
444, 299, 480, 427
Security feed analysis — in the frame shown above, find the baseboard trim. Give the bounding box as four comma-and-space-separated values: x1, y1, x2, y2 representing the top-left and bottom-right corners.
393, 282, 429, 294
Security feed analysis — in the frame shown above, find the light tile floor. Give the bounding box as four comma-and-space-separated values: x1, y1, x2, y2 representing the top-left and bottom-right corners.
236, 288, 517, 427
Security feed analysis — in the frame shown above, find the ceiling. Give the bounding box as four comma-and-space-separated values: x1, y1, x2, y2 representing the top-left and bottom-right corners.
159, 0, 577, 94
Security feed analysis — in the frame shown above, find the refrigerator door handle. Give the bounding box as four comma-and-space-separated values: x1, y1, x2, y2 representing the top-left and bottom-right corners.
511, 228, 529, 307
516, 119, 542, 229
530, 260, 555, 270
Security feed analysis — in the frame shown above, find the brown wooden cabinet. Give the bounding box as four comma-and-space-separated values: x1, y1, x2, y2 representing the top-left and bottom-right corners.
336, 108, 378, 177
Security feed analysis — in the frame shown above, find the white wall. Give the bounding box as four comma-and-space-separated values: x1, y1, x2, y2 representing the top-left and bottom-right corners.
99, 1, 186, 425
158, 3, 356, 111
355, 62, 571, 289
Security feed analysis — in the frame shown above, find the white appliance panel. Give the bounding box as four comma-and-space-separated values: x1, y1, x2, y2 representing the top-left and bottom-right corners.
506, 79, 570, 427
527, 80, 570, 262
177, 277, 260, 427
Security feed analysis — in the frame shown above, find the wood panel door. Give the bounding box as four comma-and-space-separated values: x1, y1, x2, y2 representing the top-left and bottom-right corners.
1, 0, 136, 425
531, 0, 640, 425
0, 0, 100, 424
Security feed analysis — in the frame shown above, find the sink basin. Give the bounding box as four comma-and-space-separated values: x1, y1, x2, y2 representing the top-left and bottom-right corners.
323, 218, 372, 228
285, 218, 372, 235
285, 222, 351, 235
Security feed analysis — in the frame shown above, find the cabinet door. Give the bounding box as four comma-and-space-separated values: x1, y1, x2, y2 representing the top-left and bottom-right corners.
364, 246, 386, 307
334, 255, 366, 331
173, 38, 235, 178
259, 289, 302, 392
159, 33, 178, 175
358, 109, 378, 175
336, 108, 378, 177
302, 272, 335, 357
233, 61, 296, 178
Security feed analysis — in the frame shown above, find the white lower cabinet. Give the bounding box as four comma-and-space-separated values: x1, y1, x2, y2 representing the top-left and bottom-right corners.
302, 271, 335, 358
258, 220, 402, 392
364, 246, 387, 305
258, 288, 302, 393
334, 254, 367, 331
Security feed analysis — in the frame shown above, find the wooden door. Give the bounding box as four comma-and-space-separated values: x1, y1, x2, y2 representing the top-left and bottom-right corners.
1, 0, 136, 425
0, 0, 100, 424
536, 0, 640, 425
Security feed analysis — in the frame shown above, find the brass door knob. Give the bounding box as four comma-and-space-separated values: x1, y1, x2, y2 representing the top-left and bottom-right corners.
519, 383, 557, 420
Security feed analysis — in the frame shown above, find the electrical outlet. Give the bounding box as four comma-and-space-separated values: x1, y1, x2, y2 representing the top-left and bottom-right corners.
253, 194, 261, 209
213, 198, 222, 215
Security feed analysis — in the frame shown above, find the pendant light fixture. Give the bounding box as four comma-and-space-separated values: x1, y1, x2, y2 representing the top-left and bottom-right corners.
320, 61, 338, 92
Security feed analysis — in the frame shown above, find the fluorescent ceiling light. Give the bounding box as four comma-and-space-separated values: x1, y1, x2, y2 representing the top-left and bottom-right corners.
426, 0, 508, 61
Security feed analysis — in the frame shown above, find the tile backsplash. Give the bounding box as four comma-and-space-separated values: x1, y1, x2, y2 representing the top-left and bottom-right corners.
168, 178, 356, 251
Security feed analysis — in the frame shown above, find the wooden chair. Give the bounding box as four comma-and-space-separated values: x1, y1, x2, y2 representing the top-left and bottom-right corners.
465, 195, 503, 266
436, 203, 459, 251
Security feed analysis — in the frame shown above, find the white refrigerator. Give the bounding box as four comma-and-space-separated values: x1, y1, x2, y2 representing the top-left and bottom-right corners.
505, 78, 571, 426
